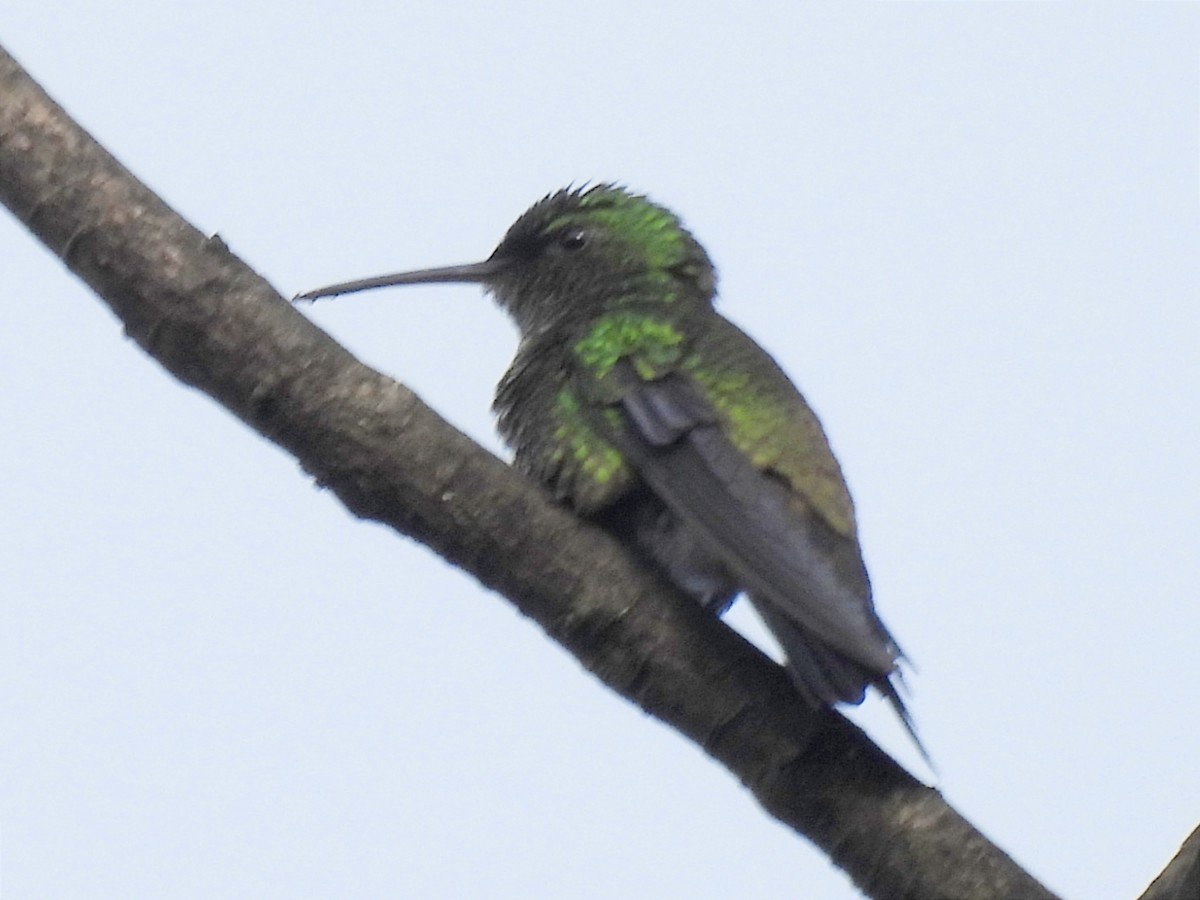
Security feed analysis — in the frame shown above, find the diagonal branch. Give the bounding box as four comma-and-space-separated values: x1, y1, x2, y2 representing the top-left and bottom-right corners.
0, 44, 1058, 900
1139, 824, 1200, 900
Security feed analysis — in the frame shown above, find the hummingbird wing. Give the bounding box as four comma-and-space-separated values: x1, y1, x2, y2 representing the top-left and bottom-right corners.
572, 314, 925, 757
576, 310, 908, 694
605, 365, 899, 677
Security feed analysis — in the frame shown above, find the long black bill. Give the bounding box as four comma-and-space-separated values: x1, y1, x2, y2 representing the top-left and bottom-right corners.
294, 257, 510, 302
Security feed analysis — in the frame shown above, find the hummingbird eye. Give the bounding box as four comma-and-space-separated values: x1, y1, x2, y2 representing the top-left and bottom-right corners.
557, 227, 588, 251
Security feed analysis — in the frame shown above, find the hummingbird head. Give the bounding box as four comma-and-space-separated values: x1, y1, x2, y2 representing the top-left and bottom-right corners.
485, 185, 716, 333
296, 185, 717, 337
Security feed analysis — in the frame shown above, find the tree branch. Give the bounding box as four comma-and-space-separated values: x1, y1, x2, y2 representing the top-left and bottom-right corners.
0, 43, 1062, 899
1139, 825, 1200, 900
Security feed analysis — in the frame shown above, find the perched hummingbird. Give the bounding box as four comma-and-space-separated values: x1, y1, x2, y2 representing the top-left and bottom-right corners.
298, 185, 922, 754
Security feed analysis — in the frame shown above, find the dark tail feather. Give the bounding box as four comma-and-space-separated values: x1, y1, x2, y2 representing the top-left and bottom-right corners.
758, 604, 934, 770
876, 672, 935, 773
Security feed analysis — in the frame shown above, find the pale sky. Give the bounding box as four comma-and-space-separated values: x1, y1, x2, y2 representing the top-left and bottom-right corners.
3, 3, 1199, 898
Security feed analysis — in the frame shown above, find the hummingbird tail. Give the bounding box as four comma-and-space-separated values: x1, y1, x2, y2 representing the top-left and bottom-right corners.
876, 674, 935, 771
758, 603, 934, 768
756, 603, 876, 705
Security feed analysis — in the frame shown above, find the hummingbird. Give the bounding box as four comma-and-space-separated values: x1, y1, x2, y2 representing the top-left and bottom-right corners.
298, 185, 923, 756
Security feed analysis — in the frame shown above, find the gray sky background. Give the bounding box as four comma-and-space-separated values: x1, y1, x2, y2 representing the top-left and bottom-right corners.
3, 3, 1198, 898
